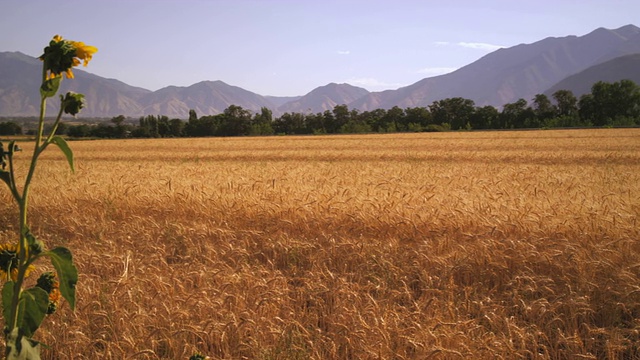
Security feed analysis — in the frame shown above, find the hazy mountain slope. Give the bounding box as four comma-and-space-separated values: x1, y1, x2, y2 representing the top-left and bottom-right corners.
264, 95, 302, 108
60, 72, 150, 117
1, 24, 639, 118
140, 81, 277, 117
544, 53, 640, 98
277, 83, 370, 114
0, 51, 151, 117
0, 52, 42, 116
592, 25, 640, 63
350, 24, 640, 109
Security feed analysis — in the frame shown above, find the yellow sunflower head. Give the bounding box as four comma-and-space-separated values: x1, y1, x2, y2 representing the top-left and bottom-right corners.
69, 41, 97, 67
39, 35, 97, 80
0, 243, 34, 282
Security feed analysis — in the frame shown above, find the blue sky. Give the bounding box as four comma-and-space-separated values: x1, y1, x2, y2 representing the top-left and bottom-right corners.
1, 0, 638, 96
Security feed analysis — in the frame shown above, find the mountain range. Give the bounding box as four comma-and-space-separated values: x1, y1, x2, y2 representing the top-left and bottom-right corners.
544, 53, 640, 98
1, 24, 639, 119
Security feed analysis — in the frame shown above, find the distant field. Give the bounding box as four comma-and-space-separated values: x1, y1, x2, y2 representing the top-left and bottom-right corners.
1, 129, 639, 359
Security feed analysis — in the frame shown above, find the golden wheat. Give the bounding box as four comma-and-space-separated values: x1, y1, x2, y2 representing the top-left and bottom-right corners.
0, 129, 638, 359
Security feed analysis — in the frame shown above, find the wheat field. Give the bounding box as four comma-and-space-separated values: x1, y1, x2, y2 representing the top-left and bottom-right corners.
1, 129, 639, 359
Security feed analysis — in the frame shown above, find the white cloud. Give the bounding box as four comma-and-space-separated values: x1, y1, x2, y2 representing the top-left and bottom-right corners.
434, 41, 505, 51
345, 77, 405, 90
417, 67, 458, 76
457, 42, 505, 51
337, 50, 351, 55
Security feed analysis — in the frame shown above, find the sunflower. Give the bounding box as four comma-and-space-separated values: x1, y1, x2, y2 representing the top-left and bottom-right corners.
69, 41, 97, 67
39, 35, 97, 80
36, 271, 60, 315
0, 243, 35, 282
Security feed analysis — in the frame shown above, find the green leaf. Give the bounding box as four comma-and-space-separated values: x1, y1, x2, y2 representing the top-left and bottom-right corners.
50, 136, 74, 173
3, 281, 14, 324
17, 288, 49, 338
39, 76, 61, 99
43, 247, 77, 310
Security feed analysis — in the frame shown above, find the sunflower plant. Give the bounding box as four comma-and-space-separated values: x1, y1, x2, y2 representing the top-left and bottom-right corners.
0, 35, 96, 359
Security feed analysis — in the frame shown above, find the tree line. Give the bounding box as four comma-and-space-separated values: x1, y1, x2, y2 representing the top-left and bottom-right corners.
1, 80, 639, 137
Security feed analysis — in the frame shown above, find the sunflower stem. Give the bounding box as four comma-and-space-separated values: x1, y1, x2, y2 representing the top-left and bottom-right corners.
44, 103, 65, 146
6, 66, 49, 339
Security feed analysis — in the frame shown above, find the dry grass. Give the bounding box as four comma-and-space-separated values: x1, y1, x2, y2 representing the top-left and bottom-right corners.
1, 129, 639, 359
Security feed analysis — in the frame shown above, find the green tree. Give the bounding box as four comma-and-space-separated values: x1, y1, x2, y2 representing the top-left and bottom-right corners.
357, 109, 387, 132
403, 107, 431, 131
250, 107, 274, 135
430, 98, 475, 130
322, 110, 336, 133
305, 112, 326, 134
578, 93, 597, 125
218, 105, 252, 136
110, 115, 128, 137
329, 104, 351, 133
532, 94, 557, 123
274, 112, 306, 134
470, 106, 499, 129
0, 122, 22, 135
91, 122, 118, 138
591, 80, 640, 126
111, 115, 125, 127
67, 124, 92, 138
184, 112, 206, 137
381, 106, 405, 132
200, 115, 223, 136
54, 122, 68, 136
500, 99, 535, 128
135, 115, 159, 137
591, 81, 616, 125
157, 116, 171, 137
552, 90, 578, 118
188, 109, 198, 122
585, 80, 640, 126
168, 118, 185, 137
340, 108, 371, 133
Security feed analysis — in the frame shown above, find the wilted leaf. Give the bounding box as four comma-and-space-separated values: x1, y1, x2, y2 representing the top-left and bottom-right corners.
6, 328, 41, 359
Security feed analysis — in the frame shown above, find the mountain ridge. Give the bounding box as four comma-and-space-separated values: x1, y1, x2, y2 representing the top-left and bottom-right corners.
351, 24, 640, 110
1, 24, 639, 118
544, 53, 640, 98
277, 82, 370, 114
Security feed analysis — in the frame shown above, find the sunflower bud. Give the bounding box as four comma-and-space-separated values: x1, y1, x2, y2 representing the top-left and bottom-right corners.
36, 271, 61, 315
36, 272, 57, 293
47, 301, 58, 315
29, 240, 45, 256
61, 92, 85, 116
